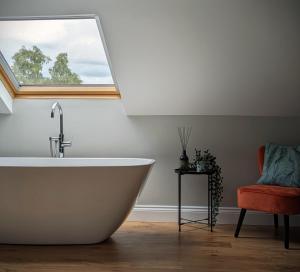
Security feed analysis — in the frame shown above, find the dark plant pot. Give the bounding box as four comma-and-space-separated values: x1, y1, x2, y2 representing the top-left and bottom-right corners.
196, 161, 207, 172
180, 150, 189, 169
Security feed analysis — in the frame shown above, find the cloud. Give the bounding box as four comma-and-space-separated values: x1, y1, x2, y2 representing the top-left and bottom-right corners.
72, 59, 108, 65
0, 18, 113, 84
80, 75, 113, 84
71, 63, 112, 77
0, 20, 67, 44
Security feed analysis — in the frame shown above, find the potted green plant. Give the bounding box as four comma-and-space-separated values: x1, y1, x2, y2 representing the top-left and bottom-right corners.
193, 148, 223, 225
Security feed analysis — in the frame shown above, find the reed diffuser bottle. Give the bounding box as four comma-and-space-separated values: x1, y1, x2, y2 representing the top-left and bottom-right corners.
178, 127, 192, 170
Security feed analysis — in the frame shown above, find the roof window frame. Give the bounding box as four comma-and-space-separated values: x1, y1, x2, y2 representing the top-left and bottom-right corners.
0, 14, 120, 99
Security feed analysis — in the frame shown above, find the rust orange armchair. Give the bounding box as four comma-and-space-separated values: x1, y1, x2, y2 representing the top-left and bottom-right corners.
234, 146, 300, 249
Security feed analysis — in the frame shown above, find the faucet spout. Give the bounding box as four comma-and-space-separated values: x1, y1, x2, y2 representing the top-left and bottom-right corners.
51, 102, 62, 117
51, 102, 63, 136
50, 102, 71, 158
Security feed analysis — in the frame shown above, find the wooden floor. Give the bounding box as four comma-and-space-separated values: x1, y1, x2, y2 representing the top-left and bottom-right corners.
0, 222, 299, 272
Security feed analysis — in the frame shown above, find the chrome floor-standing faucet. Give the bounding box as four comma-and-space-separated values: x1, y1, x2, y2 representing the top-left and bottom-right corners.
49, 102, 72, 158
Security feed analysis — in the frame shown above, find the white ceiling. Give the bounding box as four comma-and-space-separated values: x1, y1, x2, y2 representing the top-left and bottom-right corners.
0, 0, 300, 116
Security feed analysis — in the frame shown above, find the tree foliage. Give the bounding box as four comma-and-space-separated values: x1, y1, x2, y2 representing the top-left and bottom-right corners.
12, 46, 51, 84
11, 46, 81, 84
49, 53, 81, 84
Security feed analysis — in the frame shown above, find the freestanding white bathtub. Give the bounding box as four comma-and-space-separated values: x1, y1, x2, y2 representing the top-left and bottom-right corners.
0, 157, 154, 244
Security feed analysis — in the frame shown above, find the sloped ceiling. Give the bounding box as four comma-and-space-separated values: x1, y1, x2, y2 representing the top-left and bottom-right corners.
0, 79, 13, 114
1, 0, 300, 116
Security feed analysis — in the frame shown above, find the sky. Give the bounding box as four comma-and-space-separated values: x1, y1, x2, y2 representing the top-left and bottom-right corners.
0, 18, 114, 84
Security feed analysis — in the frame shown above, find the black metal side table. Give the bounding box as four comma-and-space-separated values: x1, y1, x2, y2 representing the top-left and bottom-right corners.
175, 168, 215, 232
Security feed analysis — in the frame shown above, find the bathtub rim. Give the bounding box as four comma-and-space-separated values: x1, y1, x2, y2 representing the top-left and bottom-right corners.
0, 157, 155, 167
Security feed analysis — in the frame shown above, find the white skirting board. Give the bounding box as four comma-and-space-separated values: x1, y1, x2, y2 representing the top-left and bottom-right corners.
128, 205, 300, 226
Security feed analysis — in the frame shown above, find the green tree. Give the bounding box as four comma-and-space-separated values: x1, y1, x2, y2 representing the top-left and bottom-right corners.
12, 46, 51, 84
49, 53, 82, 84
11, 46, 82, 85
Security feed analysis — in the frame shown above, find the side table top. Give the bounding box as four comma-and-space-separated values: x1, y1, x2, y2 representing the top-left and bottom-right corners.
174, 168, 215, 175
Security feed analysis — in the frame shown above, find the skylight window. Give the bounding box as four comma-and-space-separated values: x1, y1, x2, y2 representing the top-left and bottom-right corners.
0, 15, 119, 98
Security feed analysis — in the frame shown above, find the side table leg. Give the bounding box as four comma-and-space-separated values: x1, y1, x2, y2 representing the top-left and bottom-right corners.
178, 174, 181, 232
208, 177, 210, 226
210, 175, 213, 232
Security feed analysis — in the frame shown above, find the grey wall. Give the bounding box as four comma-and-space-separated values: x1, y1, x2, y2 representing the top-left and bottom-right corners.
0, 0, 300, 115
0, 99, 300, 207
0, 0, 300, 208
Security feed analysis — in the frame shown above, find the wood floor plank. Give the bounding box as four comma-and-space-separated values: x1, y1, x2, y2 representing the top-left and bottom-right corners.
0, 222, 299, 272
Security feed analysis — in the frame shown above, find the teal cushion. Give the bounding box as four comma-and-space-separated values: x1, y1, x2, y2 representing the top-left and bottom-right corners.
257, 143, 300, 188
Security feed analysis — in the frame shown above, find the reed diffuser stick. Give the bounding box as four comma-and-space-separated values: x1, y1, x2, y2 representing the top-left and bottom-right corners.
178, 126, 192, 150
178, 126, 192, 169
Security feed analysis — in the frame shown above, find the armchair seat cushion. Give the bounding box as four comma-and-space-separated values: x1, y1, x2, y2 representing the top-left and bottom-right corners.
237, 184, 300, 215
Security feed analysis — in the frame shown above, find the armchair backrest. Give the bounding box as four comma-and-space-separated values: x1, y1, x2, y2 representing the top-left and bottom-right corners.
258, 145, 265, 176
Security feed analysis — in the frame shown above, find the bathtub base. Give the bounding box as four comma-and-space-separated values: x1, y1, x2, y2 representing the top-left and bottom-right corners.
0, 158, 154, 244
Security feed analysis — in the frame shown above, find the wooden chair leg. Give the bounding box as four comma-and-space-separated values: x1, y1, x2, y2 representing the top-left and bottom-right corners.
284, 215, 289, 249
234, 208, 246, 238
274, 214, 278, 229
